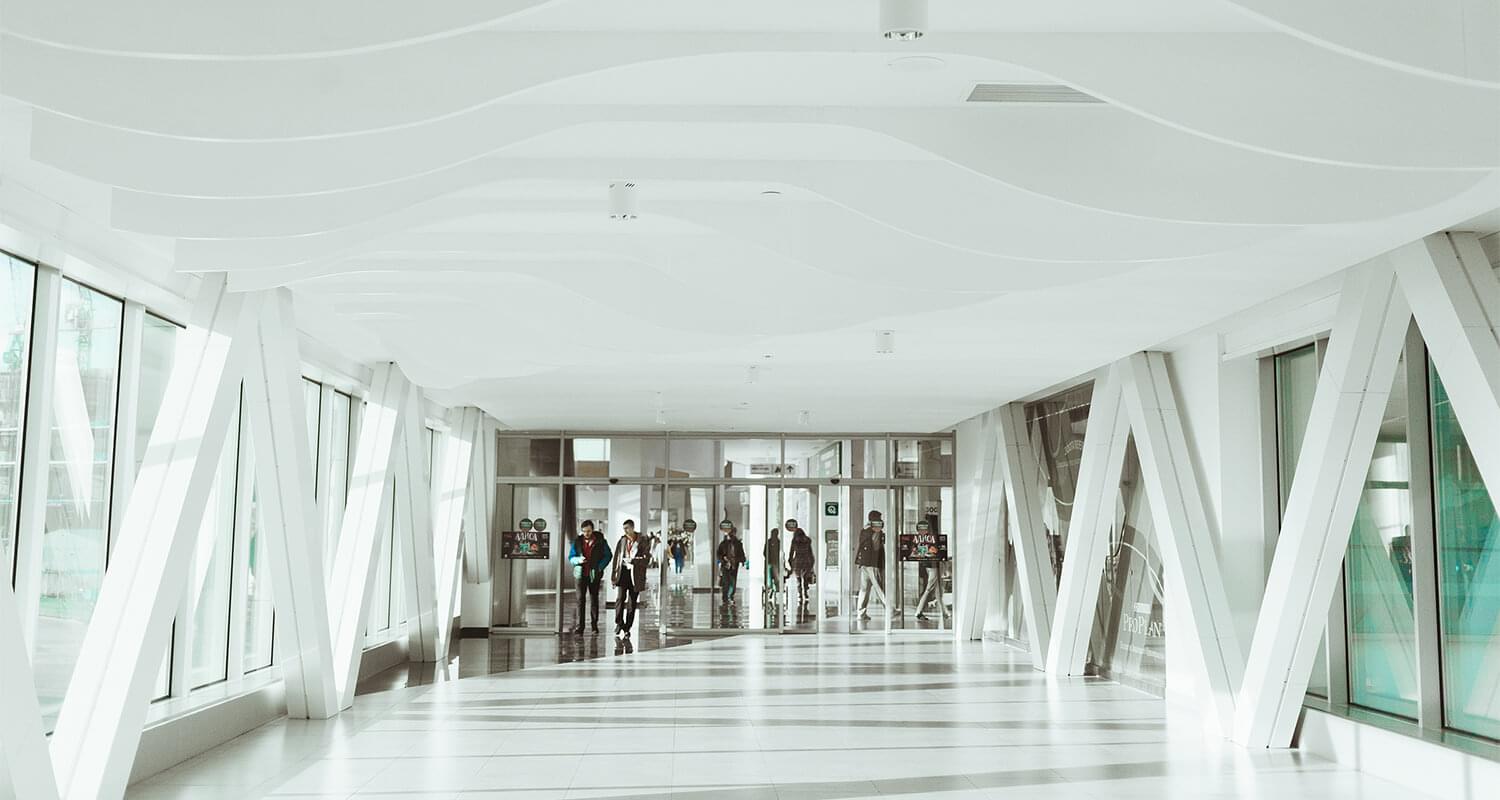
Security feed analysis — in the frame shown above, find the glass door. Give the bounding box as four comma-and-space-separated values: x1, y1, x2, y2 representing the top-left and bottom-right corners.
895, 486, 954, 631
663, 485, 715, 631
850, 487, 894, 632
495, 484, 562, 632
566, 484, 665, 639
777, 488, 817, 632
717, 484, 774, 630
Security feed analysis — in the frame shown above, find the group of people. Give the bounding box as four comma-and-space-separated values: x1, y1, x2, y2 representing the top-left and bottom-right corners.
711, 519, 817, 615
566, 519, 653, 637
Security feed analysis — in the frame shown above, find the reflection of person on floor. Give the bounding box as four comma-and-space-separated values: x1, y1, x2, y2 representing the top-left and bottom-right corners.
568, 520, 613, 634
786, 519, 815, 610
915, 560, 942, 621
855, 511, 890, 621
611, 519, 651, 637
716, 521, 748, 609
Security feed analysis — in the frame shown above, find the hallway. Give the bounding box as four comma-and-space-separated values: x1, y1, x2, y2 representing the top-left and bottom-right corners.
126, 636, 1423, 799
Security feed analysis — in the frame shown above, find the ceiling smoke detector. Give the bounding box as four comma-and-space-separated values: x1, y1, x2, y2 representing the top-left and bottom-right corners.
875, 330, 896, 354
798, 410, 811, 427
608, 182, 638, 220
655, 409, 667, 426
880, 0, 928, 41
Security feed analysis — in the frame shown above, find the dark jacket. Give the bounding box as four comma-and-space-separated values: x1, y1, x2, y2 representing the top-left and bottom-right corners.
568, 533, 612, 583
611, 534, 652, 588
788, 529, 815, 571
716, 536, 747, 570
855, 527, 884, 568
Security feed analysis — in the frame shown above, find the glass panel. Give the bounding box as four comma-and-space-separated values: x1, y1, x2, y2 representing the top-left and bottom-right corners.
785, 439, 844, 479
851, 488, 892, 630
496, 436, 561, 478
500, 484, 561, 630
854, 439, 889, 480
391, 486, 406, 630
1431, 365, 1500, 740
1343, 353, 1418, 718
719, 439, 784, 479
1025, 382, 1094, 585
776, 488, 818, 630
895, 439, 954, 481
564, 437, 667, 478
896, 486, 952, 630
302, 379, 321, 497
366, 491, 393, 636
190, 409, 239, 687
243, 482, 275, 671
137, 313, 179, 700
31, 279, 123, 728
714, 485, 769, 629
817, 485, 846, 622
661, 485, 714, 628
1087, 438, 1167, 692
323, 391, 351, 571
568, 485, 664, 637
0, 254, 33, 573
666, 438, 719, 479
1275, 344, 1320, 514
1004, 522, 1027, 643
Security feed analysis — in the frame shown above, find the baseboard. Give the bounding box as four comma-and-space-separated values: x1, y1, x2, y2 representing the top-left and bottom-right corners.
129, 678, 287, 785
1298, 707, 1500, 798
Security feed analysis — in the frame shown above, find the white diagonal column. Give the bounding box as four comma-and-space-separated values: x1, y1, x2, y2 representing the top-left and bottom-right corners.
1046, 368, 1130, 675
955, 411, 1003, 642
0, 579, 59, 800
395, 382, 440, 663
328, 363, 410, 708
996, 403, 1059, 665
433, 407, 480, 660
1120, 351, 1244, 733
1392, 231, 1500, 729
464, 415, 494, 584
49, 279, 260, 800
1235, 260, 1412, 748
12, 264, 62, 651
241, 289, 340, 719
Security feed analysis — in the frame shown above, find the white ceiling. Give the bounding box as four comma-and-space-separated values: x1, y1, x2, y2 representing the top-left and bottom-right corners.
0, 0, 1496, 432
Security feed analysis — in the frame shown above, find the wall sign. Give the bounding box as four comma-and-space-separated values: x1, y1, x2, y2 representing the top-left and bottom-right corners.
898, 532, 948, 562
501, 530, 551, 559
823, 501, 839, 516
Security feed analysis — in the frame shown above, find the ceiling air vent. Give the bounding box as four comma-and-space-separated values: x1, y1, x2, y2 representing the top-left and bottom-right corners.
966, 83, 1103, 104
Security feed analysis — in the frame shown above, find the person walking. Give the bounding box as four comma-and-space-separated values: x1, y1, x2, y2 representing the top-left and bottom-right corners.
716, 521, 748, 611
785, 519, 816, 611
855, 511, 890, 621
611, 519, 651, 637
671, 537, 686, 575
568, 520, 612, 634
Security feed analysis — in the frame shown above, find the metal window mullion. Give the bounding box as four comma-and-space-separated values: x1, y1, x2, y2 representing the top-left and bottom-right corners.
1404, 332, 1445, 730
11, 264, 62, 652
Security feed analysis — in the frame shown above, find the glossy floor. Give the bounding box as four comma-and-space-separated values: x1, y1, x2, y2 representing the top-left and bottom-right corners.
127, 636, 1428, 799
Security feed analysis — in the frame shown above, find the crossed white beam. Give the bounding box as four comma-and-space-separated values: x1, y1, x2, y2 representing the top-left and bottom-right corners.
954, 232, 1500, 746
0, 279, 491, 800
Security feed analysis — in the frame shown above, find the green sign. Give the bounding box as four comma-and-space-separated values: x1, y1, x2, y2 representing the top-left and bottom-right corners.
823, 501, 839, 516
518, 518, 534, 531
916, 520, 931, 532
684, 519, 698, 532
532, 518, 548, 532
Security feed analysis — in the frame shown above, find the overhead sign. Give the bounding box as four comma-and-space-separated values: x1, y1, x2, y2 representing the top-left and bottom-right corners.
898, 532, 948, 562
501, 530, 551, 559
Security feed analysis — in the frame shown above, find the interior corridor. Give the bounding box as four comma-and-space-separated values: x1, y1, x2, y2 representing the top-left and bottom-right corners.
126, 636, 1423, 799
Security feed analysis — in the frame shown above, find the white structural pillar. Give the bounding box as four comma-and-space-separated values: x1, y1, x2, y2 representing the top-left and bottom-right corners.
328, 363, 411, 708
1120, 351, 1244, 733
0, 579, 59, 800
464, 415, 494, 584
955, 411, 1003, 642
1046, 367, 1130, 676
996, 403, 1058, 665
433, 407, 481, 660
49, 279, 261, 800
395, 382, 440, 663
1235, 260, 1412, 748
241, 289, 340, 719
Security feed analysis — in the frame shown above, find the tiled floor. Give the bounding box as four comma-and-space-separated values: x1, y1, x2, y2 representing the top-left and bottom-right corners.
127, 635, 1429, 799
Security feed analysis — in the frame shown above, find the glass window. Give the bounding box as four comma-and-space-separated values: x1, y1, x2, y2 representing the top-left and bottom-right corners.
895, 439, 954, 481
496, 436, 560, 478
785, 439, 844, 479
242, 435, 275, 671
666, 438, 719, 479
30, 279, 123, 728
366, 494, 393, 636
1343, 352, 1418, 718
0, 255, 34, 576
190, 407, 239, 688
323, 391, 351, 571
567, 437, 667, 478
1275, 344, 1320, 514
302, 379, 321, 498
1430, 365, 1500, 740
1025, 382, 1094, 585
136, 313, 179, 701
1088, 438, 1167, 692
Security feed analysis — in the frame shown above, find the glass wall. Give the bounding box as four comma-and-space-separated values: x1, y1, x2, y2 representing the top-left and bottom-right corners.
1430, 367, 1500, 740
190, 413, 239, 688
323, 390, 352, 569
1088, 439, 1167, 692
1025, 383, 1094, 584
0, 254, 32, 572
1273, 344, 1330, 698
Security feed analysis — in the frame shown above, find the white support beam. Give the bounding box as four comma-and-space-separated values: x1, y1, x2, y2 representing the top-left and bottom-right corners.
241, 289, 340, 719
328, 363, 410, 708
463, 415, 494, 584
433, 407, 480, 660
12, 264, 62, 646
1120, 351, 1245, 733
0, 579, 59, 800
395, 382, 439, 662
49, 279, 260, 800
955, 411, 1003, 642
107, 301, 147, 561
1046, 369, 1130, 676
996, 403, 1059, 665
1235, 261, 1412, 748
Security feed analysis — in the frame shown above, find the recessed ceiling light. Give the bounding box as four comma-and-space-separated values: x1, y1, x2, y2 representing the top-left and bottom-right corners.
760, 189, 783, 198
798, 410, 812, 427
608, 182, 638, 220
888, 55, 945, 73
880, 0, 928, 40
655, 409, 667, 426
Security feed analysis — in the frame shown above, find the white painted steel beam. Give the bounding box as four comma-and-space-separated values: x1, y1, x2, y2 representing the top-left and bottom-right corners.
1120, 351, 1245, 733
1045, 368, 1130, 676
463, 415, 494, 584
241, 289, 340, 719
433, 407, 480, 660
1235, 260, 1411, 748
395, 382, 439, 662
0, 579, 59, 800
328, 363, 410, 708
49, 278, 260, 800
996, 403, 1059, 665
955, 411, 1003, 642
